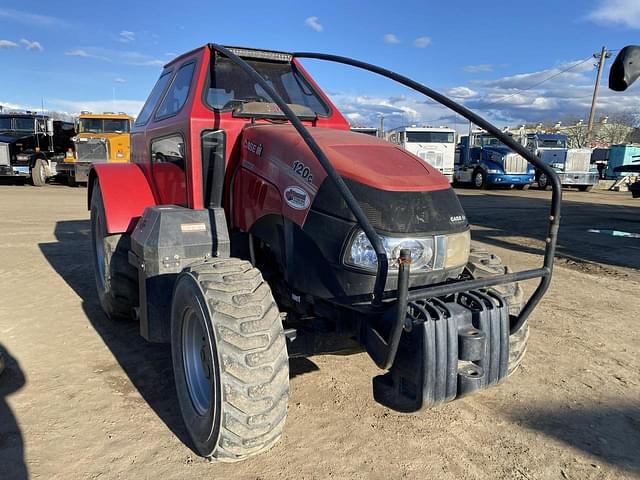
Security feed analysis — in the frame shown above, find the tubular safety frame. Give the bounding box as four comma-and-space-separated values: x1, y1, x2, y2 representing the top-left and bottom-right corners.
209, 44, 562, 370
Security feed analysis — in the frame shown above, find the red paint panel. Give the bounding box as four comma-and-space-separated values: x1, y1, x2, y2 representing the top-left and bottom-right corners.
92, 163, 156, 233
233, 167, 282, 231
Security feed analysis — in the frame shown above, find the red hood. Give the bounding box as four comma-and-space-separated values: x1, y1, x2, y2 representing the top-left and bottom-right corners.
243, 124, 450, 192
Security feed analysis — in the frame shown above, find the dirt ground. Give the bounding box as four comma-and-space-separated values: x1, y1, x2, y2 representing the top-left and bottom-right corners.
0, 184, 639, 480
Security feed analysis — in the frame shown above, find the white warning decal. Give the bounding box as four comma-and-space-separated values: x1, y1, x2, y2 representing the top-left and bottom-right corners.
283, 186, 310, 210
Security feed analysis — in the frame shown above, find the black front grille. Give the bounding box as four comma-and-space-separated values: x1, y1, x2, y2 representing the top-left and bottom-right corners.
312, 178, 468, 235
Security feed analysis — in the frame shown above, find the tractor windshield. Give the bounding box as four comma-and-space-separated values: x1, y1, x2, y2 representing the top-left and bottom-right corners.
206, 56, 330, 119
0, 118, 11, 131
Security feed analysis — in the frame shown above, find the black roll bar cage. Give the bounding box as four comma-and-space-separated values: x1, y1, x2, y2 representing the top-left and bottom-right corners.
209, 44, 562, 369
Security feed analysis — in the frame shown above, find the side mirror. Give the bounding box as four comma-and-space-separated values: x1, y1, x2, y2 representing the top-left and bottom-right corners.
609, 45, 640, 92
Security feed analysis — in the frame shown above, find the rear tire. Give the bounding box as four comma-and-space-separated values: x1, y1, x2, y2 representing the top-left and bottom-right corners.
171, 258, 289, 462
31, 158, 47, 186
465, 247, 528, 375
90, 182, 138, 319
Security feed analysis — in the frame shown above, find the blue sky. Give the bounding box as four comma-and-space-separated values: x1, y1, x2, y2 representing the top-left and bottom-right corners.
1, 0, 639, 129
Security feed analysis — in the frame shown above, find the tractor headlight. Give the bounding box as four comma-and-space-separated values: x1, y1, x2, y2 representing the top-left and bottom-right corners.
551, 162, 564, 170
344, 229, 470, 272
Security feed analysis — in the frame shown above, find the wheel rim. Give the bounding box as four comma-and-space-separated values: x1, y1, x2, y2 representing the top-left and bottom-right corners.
182, 308, 214, 416
539, 173, 547, 188
93, 210, 106, 290
474, 172, 483, 187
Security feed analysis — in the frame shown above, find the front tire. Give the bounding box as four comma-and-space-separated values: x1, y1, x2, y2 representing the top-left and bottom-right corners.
171, 258, 289, 462
472, 170, 487, 189
537, 172, 551, 190
31, 158, 47, 186
90, 182, 138, 319
465, 247, 528, 375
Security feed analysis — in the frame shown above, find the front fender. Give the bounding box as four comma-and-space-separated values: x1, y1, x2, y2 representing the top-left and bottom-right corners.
88, 163, 156, 234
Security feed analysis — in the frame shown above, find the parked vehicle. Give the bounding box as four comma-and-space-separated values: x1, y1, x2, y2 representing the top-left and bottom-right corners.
58, 112, 133, 185
454, 131, 534, 189
525, 133, 598, 191
387, 126, 456, 181
350, 126, 379, 137
87, 44, 561, 462
0, 113, 75, 186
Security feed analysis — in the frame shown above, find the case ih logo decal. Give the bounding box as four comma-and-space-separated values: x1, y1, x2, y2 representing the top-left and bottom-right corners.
244, 139, 263, 156
450, 215, 466, 223
284, 186, 310, 210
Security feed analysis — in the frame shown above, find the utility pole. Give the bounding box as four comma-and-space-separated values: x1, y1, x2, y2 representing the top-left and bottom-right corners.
587, 46, 612, 145
379, 115, 384, 138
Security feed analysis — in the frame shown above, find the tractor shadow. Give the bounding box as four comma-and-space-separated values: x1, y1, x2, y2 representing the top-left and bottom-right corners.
456, 190, 640, 271
504, 403, 640, 473
0, 344, 27, 480
39, 219, 319, 453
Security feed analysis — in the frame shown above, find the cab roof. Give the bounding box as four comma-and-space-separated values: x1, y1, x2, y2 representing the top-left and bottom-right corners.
79, 113, 133, 120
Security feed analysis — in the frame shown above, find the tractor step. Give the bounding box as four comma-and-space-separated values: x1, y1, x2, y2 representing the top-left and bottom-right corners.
372, 290, 509, 412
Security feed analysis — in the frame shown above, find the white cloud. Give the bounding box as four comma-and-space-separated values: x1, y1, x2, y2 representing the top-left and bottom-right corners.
20, 39, 43, 51
165, 52, 177, 57
50, 99, 144, 117
65, 49, 95, 58
587, 0, 640, 28
448, 87, 479, 99
413, 36, 431, 48
304, 16, 323, 32
464, 64, 494, 73
0, 40, 18, 49
383, 33, 400, 44
0, 8, 69, 27
141, 59, 165, 67
119, 30, 135, 43
114, 77, 126, 83
63, 47, 163, 67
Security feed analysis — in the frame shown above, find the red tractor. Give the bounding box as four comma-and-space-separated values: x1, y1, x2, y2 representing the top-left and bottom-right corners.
88, 45, 562, 462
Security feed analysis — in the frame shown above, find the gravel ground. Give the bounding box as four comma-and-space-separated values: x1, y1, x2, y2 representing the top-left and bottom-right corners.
0, 184, 638, 480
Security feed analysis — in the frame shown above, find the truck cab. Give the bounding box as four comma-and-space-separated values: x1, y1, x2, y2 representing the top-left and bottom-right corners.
454, 131, 534, 189
388, 126, 456, 181
0, 112, 75, 186
526, 133, 598, 191
58, 112, 133, 185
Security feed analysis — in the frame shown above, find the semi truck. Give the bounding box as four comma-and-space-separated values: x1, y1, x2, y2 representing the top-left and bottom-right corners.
0, 112, 75, 186
454, 131, 534, 189
58, 112, 133, 185
387, 126, 456, 181
526, 133, 598, 191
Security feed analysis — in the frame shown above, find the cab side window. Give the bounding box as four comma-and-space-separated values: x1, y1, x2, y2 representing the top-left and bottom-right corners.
155, 62, 196, 120
151, 134, 187, 206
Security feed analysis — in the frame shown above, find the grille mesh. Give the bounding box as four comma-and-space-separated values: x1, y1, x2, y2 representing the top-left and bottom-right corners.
0, 143, 9, 166
565, 150, 591, 172
76, 141, 108, 162
503, 153, 528, 174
